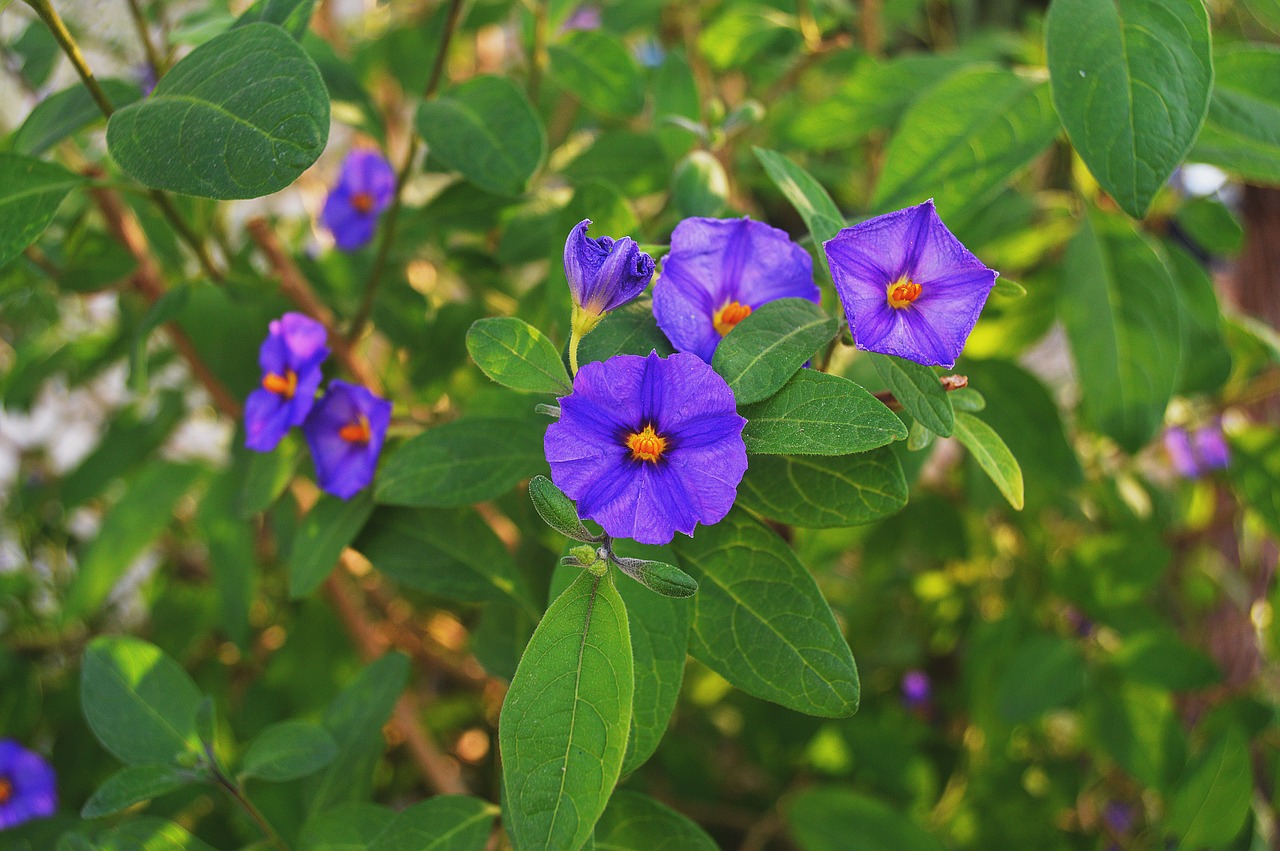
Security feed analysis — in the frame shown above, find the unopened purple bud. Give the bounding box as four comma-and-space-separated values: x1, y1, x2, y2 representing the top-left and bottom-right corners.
564, 219, 655, 317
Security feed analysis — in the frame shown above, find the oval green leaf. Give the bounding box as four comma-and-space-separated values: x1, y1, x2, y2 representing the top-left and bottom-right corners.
529, 475, 597, 542
289, 491, 374, 598
953, 412, 1024, 511
595, 790, 718, 851
1190, 44, 1280, 183
82, 764, 198, 819
0, 153, 83, 268
369, 795, 498, 851
736, 449, 908, 528
466, 317, 570, 395
549, 30, 645, 118
12, 79, 142, 156
742, 370, 906, 455
240, 720, 338, 782
868, 352, 953, 437
712, 299, 838, 405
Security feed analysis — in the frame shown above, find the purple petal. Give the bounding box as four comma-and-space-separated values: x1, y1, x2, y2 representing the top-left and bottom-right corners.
274, 312, 329, 365
0, 739, 57, 828
303, 381, 392, 499
1163, 427, 1200, 478
244, 388, 295, 452
1193, 424, 1230, 471
341, 149, 396, 210
564, 220, 653, 314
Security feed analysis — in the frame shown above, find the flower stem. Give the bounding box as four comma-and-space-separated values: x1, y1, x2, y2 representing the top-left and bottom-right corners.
569, 331, 582, 376
211, 766, 291, 851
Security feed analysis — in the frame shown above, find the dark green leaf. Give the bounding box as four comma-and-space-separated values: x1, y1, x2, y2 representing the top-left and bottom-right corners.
529, 475, 596, 542
675, 510, 860, 717
95, 817, 218, 851
300, 804, 395, 851
1167, 242, 1232, 396
81, 764, 198, 818
1167, 729, 1252, 848
952, 412, 1024, 511
996, 634, 1085, 722
1088, 682, 1185, 792
369, 796, 499, 850
1111, 632, 1220, 691
106, 24, 329, 199
500, 571, 633, 851
736, 450, 907, 528
549, 30, 644, 117
1046, 0, 1212, 218
754, 147, 845, 252
595, 790, 718, 851
289, 492, 375, 598
868, 352, 953, 436
233, 0, 316, 39
576, 301, 674, 364
416, 76, 546, 196
12, 79, 142, 156
240, 720, 338, 782
466, 317, 570, 395
741, 370, 906, 455
614, 557, 697, 598
238, 433, 305, 517
712, 299, 838, 405
1190, 44, 1280, 182
80, 636, 204, 765
786, 787, 943, 851
0, 153, 83, 268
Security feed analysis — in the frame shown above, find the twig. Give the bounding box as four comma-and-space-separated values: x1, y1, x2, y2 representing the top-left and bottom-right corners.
873, 373, 968, 412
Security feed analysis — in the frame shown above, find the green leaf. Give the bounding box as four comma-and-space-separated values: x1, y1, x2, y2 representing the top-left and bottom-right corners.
1088, 682, 1186, 792
872, 66, 1061, 222
369, 796, 499, 850
416, 76, 546, 197
868, 352, 953, 437
529, 475, 597, 542
1111, 631, 1220, 691
81, 764, 198, 818
614, 557, 697, 599
238, 433, 305, 517
12, 79, 142, 156
1190, 44, 1280, 182
355, 506, 537, 612
233, 0, 316, 39
595, 790, 718, 851
500, 570, 633, 851
753, 147, 845, 253
307, 653, 409, 814
786, 787, 944, 851
737, 449, 907, 528
1059, 211, 1180, 452
0, 153, 83, 268
672, 150, 729, 218
289, 492, 375, 598
1167, 729, 1252, 849
1046, 0, 1212, 218
466, 317, 570, 395
300, 804, 396, 851
376, 415, 546, 507
712, 299, 838, 405
106, 24, 329, 199
95, 817, 218, 851
1228, 427, 1280, 538
741, 370, 906, 455
129, 283, 193, 393
996, 634, 1085, 723
64, 462, 203, 618
675, 510, 860, 717
952, 412, 1024, 511
549, 30, 645, 118
576, 301, 674, 364
1166, 243, 1232, 395
240, 720, 338, 782
80, 636, 204, 765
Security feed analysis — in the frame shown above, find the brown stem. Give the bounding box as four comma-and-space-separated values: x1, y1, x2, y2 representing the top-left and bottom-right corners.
873, 373, 968, 412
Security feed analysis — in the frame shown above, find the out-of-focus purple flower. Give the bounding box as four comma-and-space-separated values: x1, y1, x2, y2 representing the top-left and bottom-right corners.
245, 313, 330, 452
136, 64, 157, 98
0, 740, 56, 830
561, 4, 601, 31
1164, 422, 1231, 479
901, 670, 931, 709
1193, 422, 1230, 472
321, 149, 396, 251
824, 200, 998, 368
653, 217, 820, 362
1104, 801, 1134, 835
1163, 427, 1200, 478
1065, 607, 1094, 638
303, 380, 392, 499
545, 351, 747, 545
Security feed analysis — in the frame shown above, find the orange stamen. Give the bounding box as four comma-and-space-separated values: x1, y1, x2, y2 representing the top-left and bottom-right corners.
713, 300, 753, 336
0, 778, 12, 804
626, 424, 667, 463
339, 416, 372, 444
887, 278, 922, 309
262, 369, 298, 399
351, 192, 376, 214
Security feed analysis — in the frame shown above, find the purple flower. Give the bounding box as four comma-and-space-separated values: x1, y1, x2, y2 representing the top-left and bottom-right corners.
0, 740, 56, 830
561, 4, 602, 31
1104, 801, 1134, 835
545, 351, 748, 545
901, 670, 931, 710
565, 219, 655, 372
654, 217, 820, 362
1164, 422, 1231, 479
321, 150, 396, 251
1192, 423, 1230, 472
303, 380, 392, 499
245, 313, 330, 452
1163, 427, 1200, 478
824, 200, 998, 368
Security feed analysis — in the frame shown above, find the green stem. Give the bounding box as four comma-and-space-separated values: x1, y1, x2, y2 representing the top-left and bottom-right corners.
212, 768, 291, 851
125, 0, 166, 77
347, 0, 467, 343
528, 0, 548, 102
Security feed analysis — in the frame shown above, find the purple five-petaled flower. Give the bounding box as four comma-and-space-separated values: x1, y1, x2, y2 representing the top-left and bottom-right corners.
565, 219, 655, 321
824, 200, 998, 368
1163, 422, 1230, 479
321, 149, 396, 252
245, 313, 330, 452
654, 217, 820, 363
545, 351, 748, 545
303, 380, 392, 500
0, 740, 56, 830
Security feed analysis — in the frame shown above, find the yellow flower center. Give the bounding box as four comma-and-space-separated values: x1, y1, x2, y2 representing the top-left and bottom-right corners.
351, 192, 376, 214
0, 777, 12, 804
626, 424, 667, 463
339, 415, 372, 444
713, 300, 753, 336
262, 369, 298, 399
887, 278, 922, 309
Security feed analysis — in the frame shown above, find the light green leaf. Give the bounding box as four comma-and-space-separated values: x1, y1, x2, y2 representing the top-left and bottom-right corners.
672, 150, 729, 218
953, 412, 1024, 511
736, 449, 908, 528
500, 570, 633, 851
106, 24, 329, 199
96, 817, 218, 851
786, 787, 944, 851
675, 510, 860, 717
1190, 44, 1280, 182
0, 153, 83, 268
1166, 242, 1232, 396
416, 76, 546, 197
868, 352, 953, 436
529, 475, 596, 542
289, 492, 374, 598
80, 636, 204, 766
754, 147, 845, 257
240, 720, 338, 782
376, 415, 546, 507
466, 317, 570, 395
1059, 211, 1180, 452
1167, 729, 1252, 849
81, 764, 199, 818
369, 796, 498, 850
741, 370, 906, 455
12, 79, 142, 156
549, 30, 645, 117
595, 790, 717, 851
1228, 426, 1280, 537
712, 299, 838, 405
872, 66, 1060, 221
1046, 0, 1212, 218
1088, 682, 1186, 792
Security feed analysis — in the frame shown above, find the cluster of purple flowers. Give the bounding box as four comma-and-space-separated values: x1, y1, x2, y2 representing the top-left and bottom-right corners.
550, 202, 997, 544
0, 740, 56, 830
1163, 422, 1231, 479
245, 313, 391, 499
